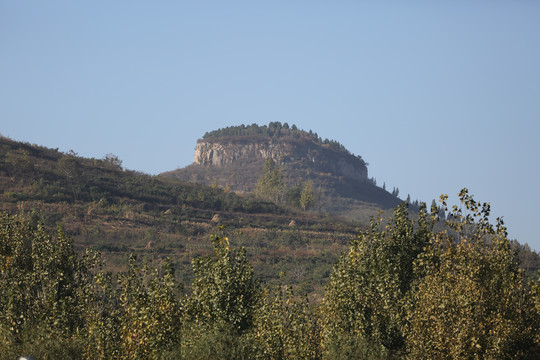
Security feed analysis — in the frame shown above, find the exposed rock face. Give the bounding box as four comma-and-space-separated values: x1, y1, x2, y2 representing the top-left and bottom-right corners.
193, 137, 368, 182
162, 132, 401, 213
194, 140, 289, 166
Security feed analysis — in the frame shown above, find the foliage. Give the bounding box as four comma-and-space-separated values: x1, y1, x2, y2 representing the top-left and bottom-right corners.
202, 122, 349, 153
116, 256, 182, 359
300, 179, 317, 211
320, 203, 431, 357
103, 153, 123, 170
1, 188, 540, 358
0, 136, 282, 214
255, 157, 285, 204
256, 160, 318, 212
181, 231, 264, 359
252, 286, 322, 359
321, 190, 540, 359
186, 230, 261, 333
0, 211, 98, 359
405, 191, 538, 359
179, 323, 255, 359
81, 271, 122, 359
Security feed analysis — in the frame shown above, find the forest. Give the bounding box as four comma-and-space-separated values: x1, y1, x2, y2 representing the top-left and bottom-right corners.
202, 122, 350, 154
1, 190, 540, 359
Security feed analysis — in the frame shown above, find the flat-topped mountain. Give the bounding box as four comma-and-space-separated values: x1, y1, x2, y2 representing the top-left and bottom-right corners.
194, 132, 367, 181
162, 123, 401, 220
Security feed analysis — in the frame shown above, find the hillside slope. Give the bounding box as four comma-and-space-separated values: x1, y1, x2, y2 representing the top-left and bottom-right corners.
162, 122, 401, 220
0, 135, 364, 295
2, 134, 537, 296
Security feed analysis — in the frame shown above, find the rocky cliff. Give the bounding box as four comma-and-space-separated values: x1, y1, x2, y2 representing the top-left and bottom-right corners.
193, 136, 368, 182
162, 124, 401, 217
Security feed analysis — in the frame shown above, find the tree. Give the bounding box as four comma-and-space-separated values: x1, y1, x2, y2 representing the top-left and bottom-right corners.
0, 211, 99, 358
321, 203, 432, 357
252, 286, 322, 359
300, 180, 315, 211
116, 257, 182, 358
186, 232, 261, 333
103, 153, 122, 170
255, 157, 285, 204
285, 181, 303, 209
430, 198, 446, 220
406, 190, 538, 359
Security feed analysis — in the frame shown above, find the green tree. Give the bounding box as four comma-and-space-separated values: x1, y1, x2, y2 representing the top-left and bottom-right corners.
252, 286, 322, 359
181, 232, 262, 358
300, 180, 316, 211
320, 203, 432, 357
286, 181, 303, 209
103, 153, 123, 170
406, 191, 538, 359
255, 157, 285, 204
185, 232, 261, 333
116, 256, 182, 359
0, 211, 99, 358
321, 190, 540, 358
81, 271, 122, 359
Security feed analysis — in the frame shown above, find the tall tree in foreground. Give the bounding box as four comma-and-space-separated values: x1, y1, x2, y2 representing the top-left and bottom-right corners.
0, 212, 99, 359
252, 286, 322, 359
182, 230, 262, 358
320, 190, 540, 359
320, 203, 432, 358
405, 190, 538, 359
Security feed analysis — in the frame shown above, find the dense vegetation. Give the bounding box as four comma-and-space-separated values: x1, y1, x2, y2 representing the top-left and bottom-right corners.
0, 136, 281, 213
2, 191, 540, 359
2, 135, 540, 358
255, 157, 318, 211
0, 136, 362, 293
203, 122, 350, 154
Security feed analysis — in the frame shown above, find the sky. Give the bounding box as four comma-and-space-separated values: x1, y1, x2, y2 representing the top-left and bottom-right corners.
1, 1, 539, 250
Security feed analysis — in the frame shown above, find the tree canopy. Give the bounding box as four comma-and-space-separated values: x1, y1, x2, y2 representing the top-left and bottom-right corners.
1, 190, 540, 359
202, 122, 350, 153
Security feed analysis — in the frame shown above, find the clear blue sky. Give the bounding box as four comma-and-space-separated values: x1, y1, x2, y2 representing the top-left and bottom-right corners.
1, 1, 539, 250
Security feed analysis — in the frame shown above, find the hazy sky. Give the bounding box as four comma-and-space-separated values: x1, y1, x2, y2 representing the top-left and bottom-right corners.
1, 1, 539, 250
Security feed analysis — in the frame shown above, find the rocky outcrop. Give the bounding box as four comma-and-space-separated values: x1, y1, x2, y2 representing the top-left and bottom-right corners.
193, 140, 290, 166
193, 137, 368, 182
162, 131, 401, 212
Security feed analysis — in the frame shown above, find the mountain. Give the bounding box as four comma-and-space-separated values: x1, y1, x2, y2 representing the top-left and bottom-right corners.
0, 134, 364, 295
162, 122, 402, 221
1, 133, 537, 296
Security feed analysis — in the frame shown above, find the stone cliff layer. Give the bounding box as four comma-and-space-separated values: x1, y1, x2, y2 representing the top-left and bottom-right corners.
193, 137, 368, 182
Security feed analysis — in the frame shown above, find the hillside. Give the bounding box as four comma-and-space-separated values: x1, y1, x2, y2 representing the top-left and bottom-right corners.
162, 122, 402, 221
0, 135, 364, 295
1, 133, 538, 297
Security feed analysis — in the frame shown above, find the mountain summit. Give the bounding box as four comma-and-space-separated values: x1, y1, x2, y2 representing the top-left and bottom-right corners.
162, 122, 401, 219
